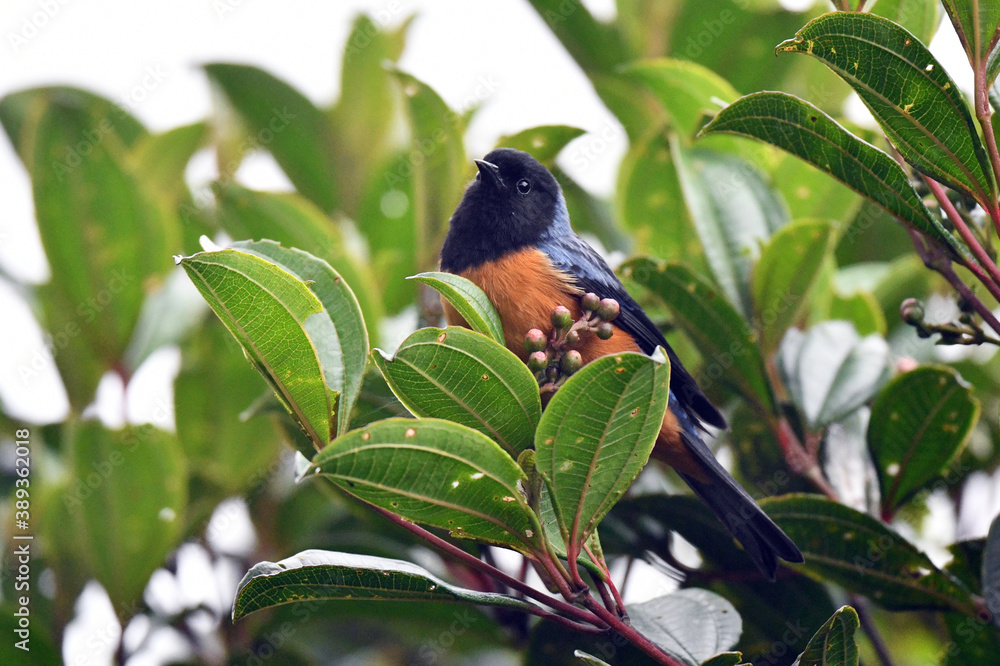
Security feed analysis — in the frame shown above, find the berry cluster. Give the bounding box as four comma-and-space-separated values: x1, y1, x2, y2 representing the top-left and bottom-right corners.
523, 293, 620, 395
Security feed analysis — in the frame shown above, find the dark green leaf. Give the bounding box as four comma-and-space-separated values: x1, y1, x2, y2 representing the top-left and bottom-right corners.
752, 219, 836, 354
525, 0, 633, 73
310, 418, 539, 551
204, 63, 339, 212
869, 366, 979, 514
982, 512, 1000, 624
233, 549, 542, 620
672, 143, 788, 316
778, 321, 890, 430
700, 654, 746, 666
409, 272, 504, 344
777, 13, 995, 202
793, 605, 859, 666
66, 422, 186, 609
180, 247, 338, 448
372, 326, 540, 457
535, 351, 670, 547
620, 58, 738, 137
236, 240, 369, 438
628, 588, 741, 666
620, 258, 774, 412
760, 495, 976, 613
213, 183, 382, 337
941, 0, 1000, 85
30, 102, 178, 408
772, 151, 861, 222
942, 609, 1000, 665
701, 92, 967, 261
497, 125, 586, 164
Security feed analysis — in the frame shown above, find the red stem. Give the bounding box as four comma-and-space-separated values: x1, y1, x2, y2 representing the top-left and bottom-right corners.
583, 597, 684, 666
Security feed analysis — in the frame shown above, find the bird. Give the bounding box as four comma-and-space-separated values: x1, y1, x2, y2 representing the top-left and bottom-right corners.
438, 147, 803, 580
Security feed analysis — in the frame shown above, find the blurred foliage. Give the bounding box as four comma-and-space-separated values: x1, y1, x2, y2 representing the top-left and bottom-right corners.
3, 1, 1000, 665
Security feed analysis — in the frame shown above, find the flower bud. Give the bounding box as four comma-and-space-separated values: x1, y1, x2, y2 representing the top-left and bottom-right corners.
524, 328, 548, 353
560, 350, 583, 375
597, 298, 620, 321
528, 350, 549, 372
581, 292, 601, 312
551, 305, 573, 329
565, 330, 581, 346
900, 298, 924, 324
595, 322, 614, 340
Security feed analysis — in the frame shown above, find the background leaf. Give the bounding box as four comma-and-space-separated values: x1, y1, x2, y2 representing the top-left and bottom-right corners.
628, 588, 741, 666
793, 605, 860, 666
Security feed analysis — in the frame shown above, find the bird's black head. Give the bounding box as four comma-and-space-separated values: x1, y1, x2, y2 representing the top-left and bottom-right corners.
440, 148, 568, 273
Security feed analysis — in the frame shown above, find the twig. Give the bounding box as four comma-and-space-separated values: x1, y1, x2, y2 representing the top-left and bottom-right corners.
850, 595, 896, 666
582, 596, 684, 666
773, 417, 839, 500
973, 41, 1000, 234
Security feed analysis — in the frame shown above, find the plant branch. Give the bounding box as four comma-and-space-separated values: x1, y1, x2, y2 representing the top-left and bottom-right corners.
850, 595, 896, 666
772, 417, 839, 500
973, 47, 1000, 228
582, 596, 683, 666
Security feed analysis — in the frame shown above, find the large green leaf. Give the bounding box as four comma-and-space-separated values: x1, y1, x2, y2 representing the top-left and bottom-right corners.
131, 122, 207, 210
30, 102, 178, 408
620, 258, 774, 412
497, 125, 586, 164
777, 12, 995, 202
868, 366, 979, 516
65, 422, 187, 610
203, 63, 339, 212
672, 143, 788, 317
310, 418, 539, 551
778, 321, 890, 430
372, 327, 540, 457
213, 183, 382, 335
392, 70, 466, 265
628, 589, 742, 666
752, 219, 836, 355
535, 351, 670, 548
941, 0, 1000, 85
179, 247, 338, 448
408, 272, 504, 343
525, 0, 633, 74
235, 240, 369, 438
760, 495, 976, 613
620, 58, 739, 137
872, 0, 942, 45
793, 605, 860, 666
233, 549, 542, 620
700, 92, 967, 261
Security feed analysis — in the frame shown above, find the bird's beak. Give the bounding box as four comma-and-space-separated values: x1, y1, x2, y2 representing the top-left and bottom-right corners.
474, 159, 505, 190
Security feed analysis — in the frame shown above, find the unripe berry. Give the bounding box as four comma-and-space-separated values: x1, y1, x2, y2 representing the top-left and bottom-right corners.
900, 298, 924, 325
560, 350, 583, 375
551, 305, 573, 329
524, 328, 548, 353
597, 298, 620, 322
596, 322, 614, 340
528, 351, 549, 372
565, 330, 581, 346
581, 292, 601, 312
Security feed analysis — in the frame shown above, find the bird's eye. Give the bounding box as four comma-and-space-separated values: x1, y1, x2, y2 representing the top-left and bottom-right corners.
517, 179, 531, 194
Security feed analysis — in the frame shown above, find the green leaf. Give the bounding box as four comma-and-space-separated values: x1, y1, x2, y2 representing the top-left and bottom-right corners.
236, 240, 369, 438
760, 495, 976, 613
871, 0, 942, 45
772, 151, 861, 222
984, 513, 1000, 626
175, 320, 284, 495
672, 142, 788, 317
372, 327, 540, 457
131, 121, 207, 209
574, 651, 612, 666
179, 247, 338, 448
408, 272, 504, 343
777, 12, 995, 202
392, 70, 466, 265
620, 258, 774, 412
497, 125, 585, 164
213, 183, 382, 337
66, 422, 187, 609
123, 267, 209, 372
628, 588, 741, 666
778, 321, 891, 430
700, 92, 967, 261
869, 366, 979, 516
535, 351, 670, 548
941, 0, 1000, 85
203, 63, 339, 212
828, 291, 887, 337
615, 131, 704, 270
232, 549, 543, 621
525, 0, 633, 74
30, 101, 178, 408
620, 58, 739, 137
752, 219, 836, 354
793, 605, 860, 666
310, 418, 539, 551
700, 654, 747, 666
